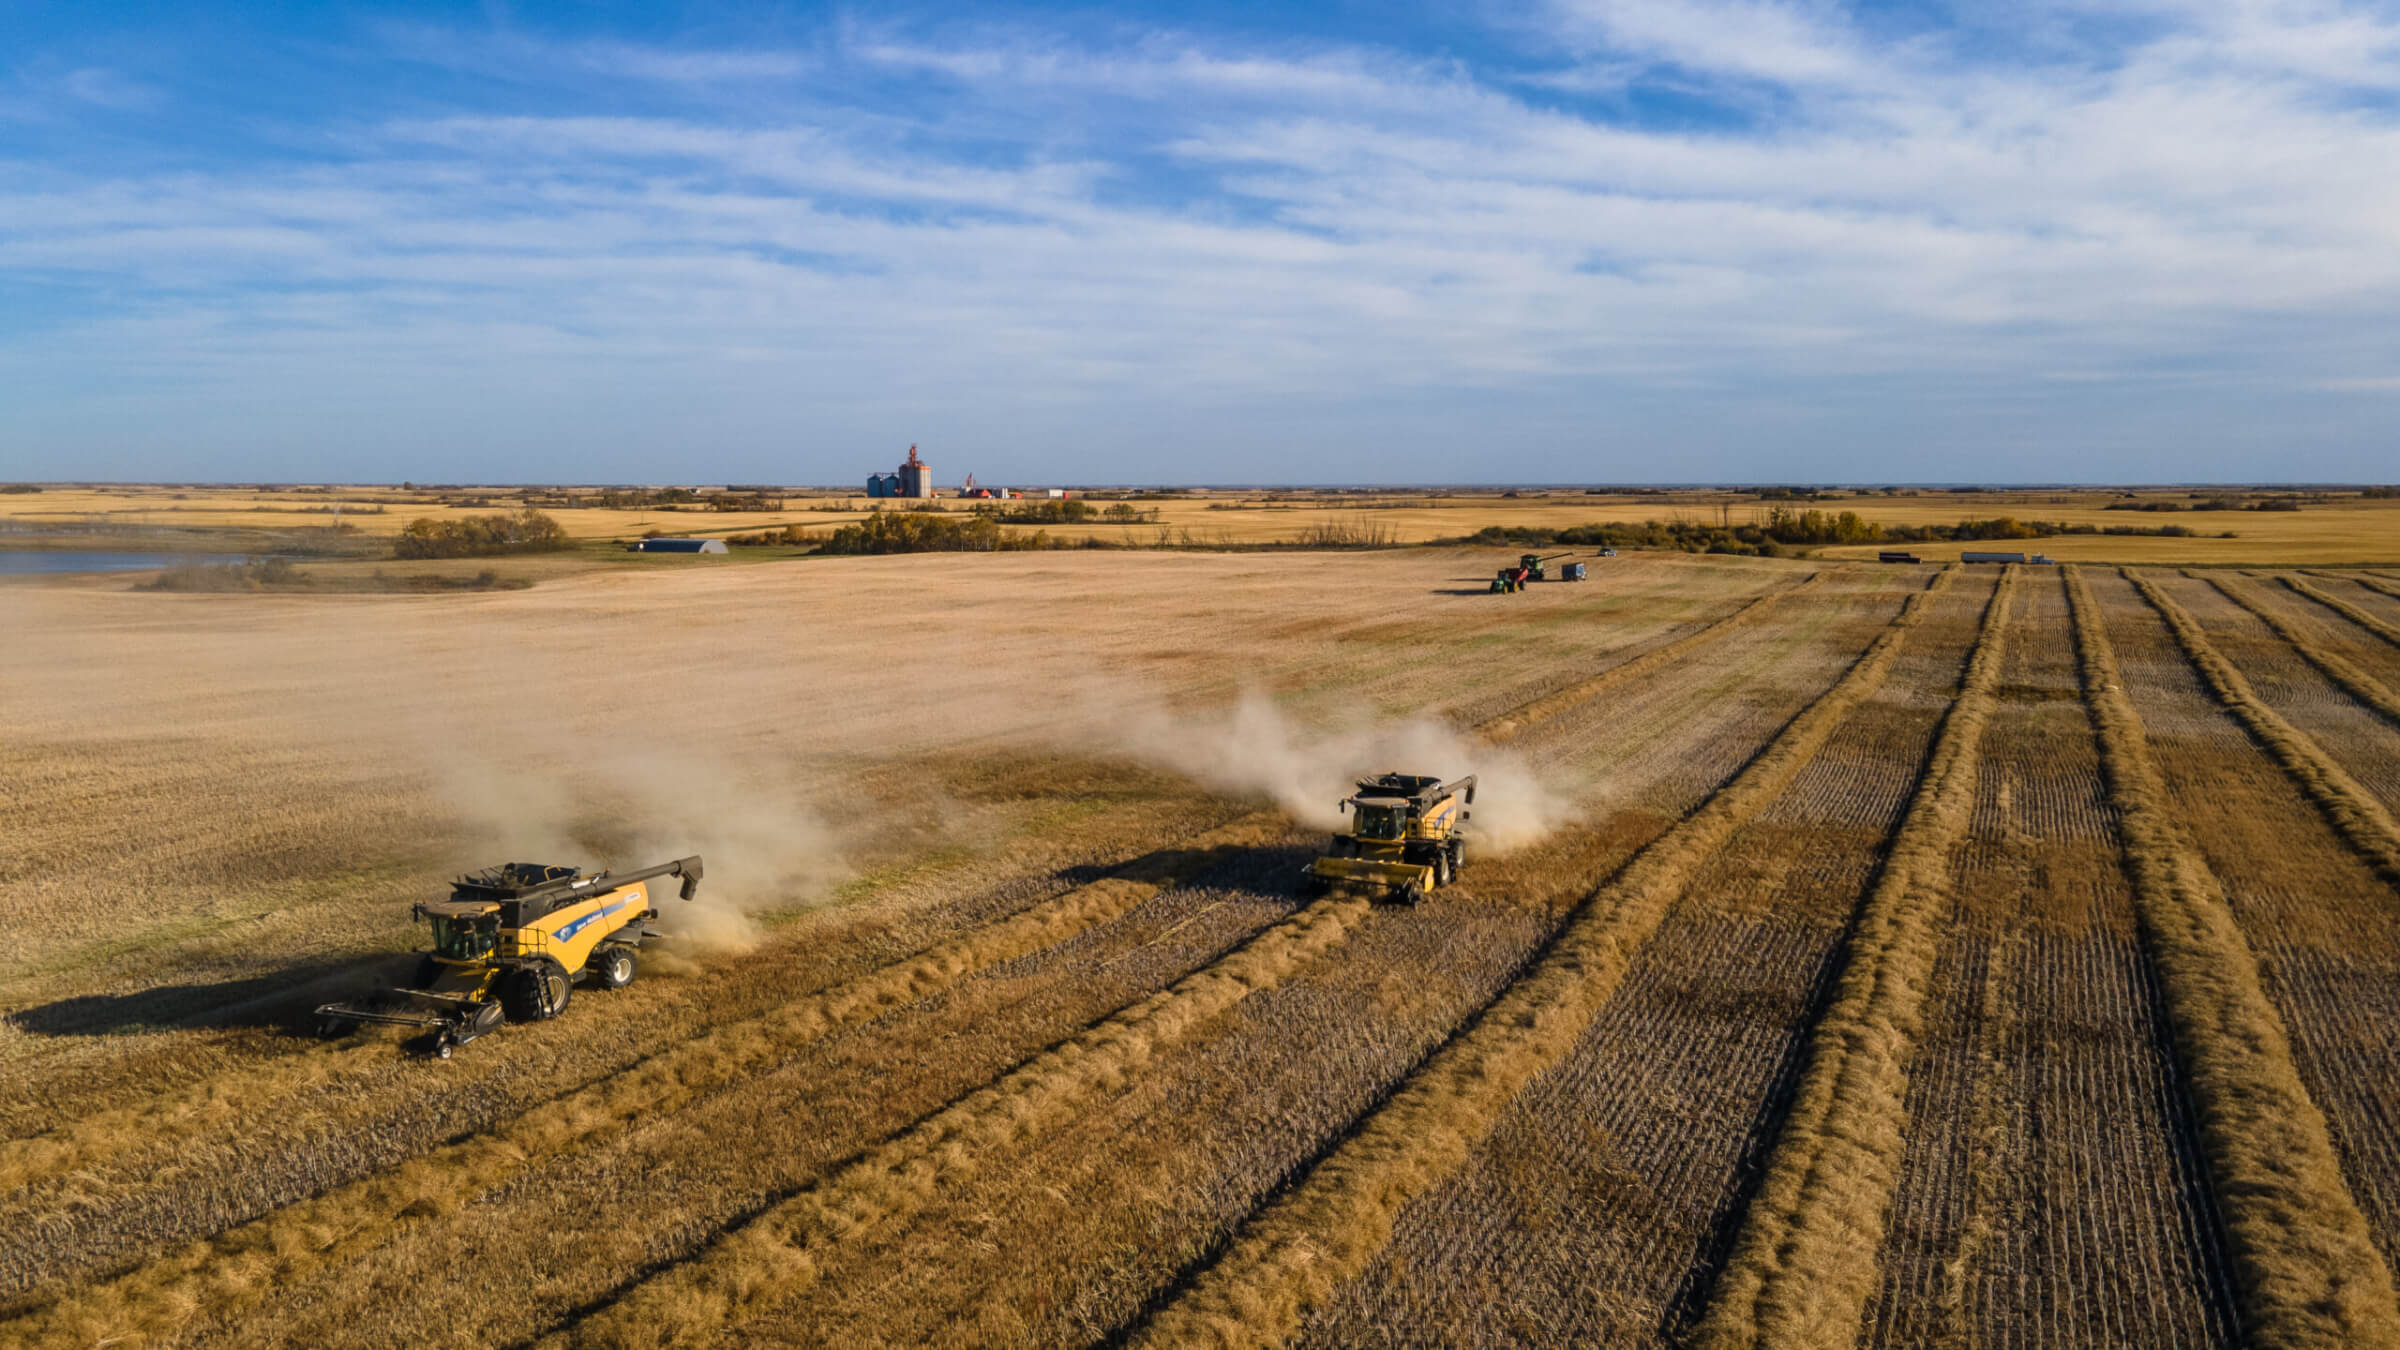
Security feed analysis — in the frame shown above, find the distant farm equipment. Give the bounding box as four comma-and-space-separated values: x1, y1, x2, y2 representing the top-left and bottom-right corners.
1492, 551, 1584, 592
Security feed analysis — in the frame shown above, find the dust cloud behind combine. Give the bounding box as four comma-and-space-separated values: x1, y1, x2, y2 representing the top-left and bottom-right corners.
1092, 688, 1573, 851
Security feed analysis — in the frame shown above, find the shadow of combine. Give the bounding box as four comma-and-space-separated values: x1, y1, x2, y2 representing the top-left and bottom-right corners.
1432, 574, 1506, 596
8, 951, 423, 1038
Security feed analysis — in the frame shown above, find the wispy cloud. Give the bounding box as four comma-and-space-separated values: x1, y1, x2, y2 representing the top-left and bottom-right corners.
57, 66, 160, 110
2, 5, 2397, 481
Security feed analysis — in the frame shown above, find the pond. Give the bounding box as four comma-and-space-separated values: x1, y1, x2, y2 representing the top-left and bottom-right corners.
0, 552, 243, 576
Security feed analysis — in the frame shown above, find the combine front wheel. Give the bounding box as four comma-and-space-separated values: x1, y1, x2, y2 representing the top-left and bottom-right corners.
501, 959, 573, 1022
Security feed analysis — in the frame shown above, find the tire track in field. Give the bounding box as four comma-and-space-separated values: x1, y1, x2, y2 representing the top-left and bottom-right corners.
1481, 571, 1827, 743
2285, 575, 2400, 650
2127, 570, 2400, 889
1117, 568, 1956, 1350
5, 570, 1851, 1347
1686, 565, 2017, 1350
2066, 565, 2400, 1350
2203, 574, 2400, 731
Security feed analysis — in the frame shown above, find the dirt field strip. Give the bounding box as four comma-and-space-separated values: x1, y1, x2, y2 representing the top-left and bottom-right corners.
2302, 570, 2400, 604
1481, 571, 1825, 743
2204, 574, 2400, 730
1120, 568, 1955, 1350
551, 894, 1377, 1350
2285, 575, 2400, 649
2066, 565, 2400, 1348
1687, 566, 2016, 1350
2128, 570, 2400, 888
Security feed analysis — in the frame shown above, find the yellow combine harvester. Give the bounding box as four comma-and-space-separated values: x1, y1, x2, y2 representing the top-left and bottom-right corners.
315, 855, 702, 1057
1303, 773, 1475, 904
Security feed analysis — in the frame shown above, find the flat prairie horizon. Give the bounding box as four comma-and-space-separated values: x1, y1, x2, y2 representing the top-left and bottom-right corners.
8, 481, 2400, 565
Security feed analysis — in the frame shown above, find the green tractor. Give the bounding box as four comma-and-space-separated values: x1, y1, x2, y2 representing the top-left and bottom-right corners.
1491, 551, 1574, 592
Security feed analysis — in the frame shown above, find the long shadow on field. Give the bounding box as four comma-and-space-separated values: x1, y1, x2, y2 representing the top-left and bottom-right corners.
8, 952, 422, 1038
1433, 574, 1509, 596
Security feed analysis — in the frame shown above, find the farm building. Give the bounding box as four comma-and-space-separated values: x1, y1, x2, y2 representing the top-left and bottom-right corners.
625, 538, 727, 554
866, 445, 935, 499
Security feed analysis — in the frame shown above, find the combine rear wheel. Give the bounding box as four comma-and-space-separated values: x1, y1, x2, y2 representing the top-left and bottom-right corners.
501, 959, 573, 1022
592, 945, 637, 991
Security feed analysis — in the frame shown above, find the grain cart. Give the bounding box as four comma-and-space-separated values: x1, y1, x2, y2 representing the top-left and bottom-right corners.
1303, 773, 1475, 904
315, 855, 702, 1057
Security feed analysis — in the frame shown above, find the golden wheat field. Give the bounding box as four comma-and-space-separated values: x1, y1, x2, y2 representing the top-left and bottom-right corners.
9, 548, 2400, 1349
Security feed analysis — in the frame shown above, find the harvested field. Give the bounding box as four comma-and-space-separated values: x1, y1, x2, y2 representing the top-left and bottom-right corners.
7, 548, 2400, 1349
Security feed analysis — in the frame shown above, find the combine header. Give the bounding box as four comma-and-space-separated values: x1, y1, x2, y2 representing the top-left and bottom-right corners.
1304, 773, 1475, 904
315, 855, 702, 1057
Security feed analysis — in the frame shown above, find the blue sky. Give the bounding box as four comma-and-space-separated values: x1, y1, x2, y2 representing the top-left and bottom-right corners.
2, 1, 2396, 485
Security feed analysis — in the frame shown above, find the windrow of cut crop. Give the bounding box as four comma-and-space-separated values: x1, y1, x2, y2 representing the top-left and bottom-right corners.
2353, 574, 2400, 602
2064, 564, 2400, 1348
2204, 574, 2400, 731
1121, 567, 1957, 1350
0, 813, 1297, 1349
1481, 572, 1827, 743
1686, 565, 2017, 1350
2128, 570, 2400, 889
557, 894, 1377, 1350
2286, 575, 2400, 650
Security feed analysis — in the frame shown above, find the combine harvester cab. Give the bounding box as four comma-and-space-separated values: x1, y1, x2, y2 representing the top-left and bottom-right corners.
1305, 773, 1475, 904
315, 855, 702, 1057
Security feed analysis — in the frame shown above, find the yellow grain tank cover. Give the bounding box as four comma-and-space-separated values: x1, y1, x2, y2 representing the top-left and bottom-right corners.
1409, 796, 1461, 837
503, 881, 650, 974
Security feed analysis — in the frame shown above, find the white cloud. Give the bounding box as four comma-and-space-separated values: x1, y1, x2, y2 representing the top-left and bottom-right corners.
58, 67, 159, 109
3, 5, 2398, 479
